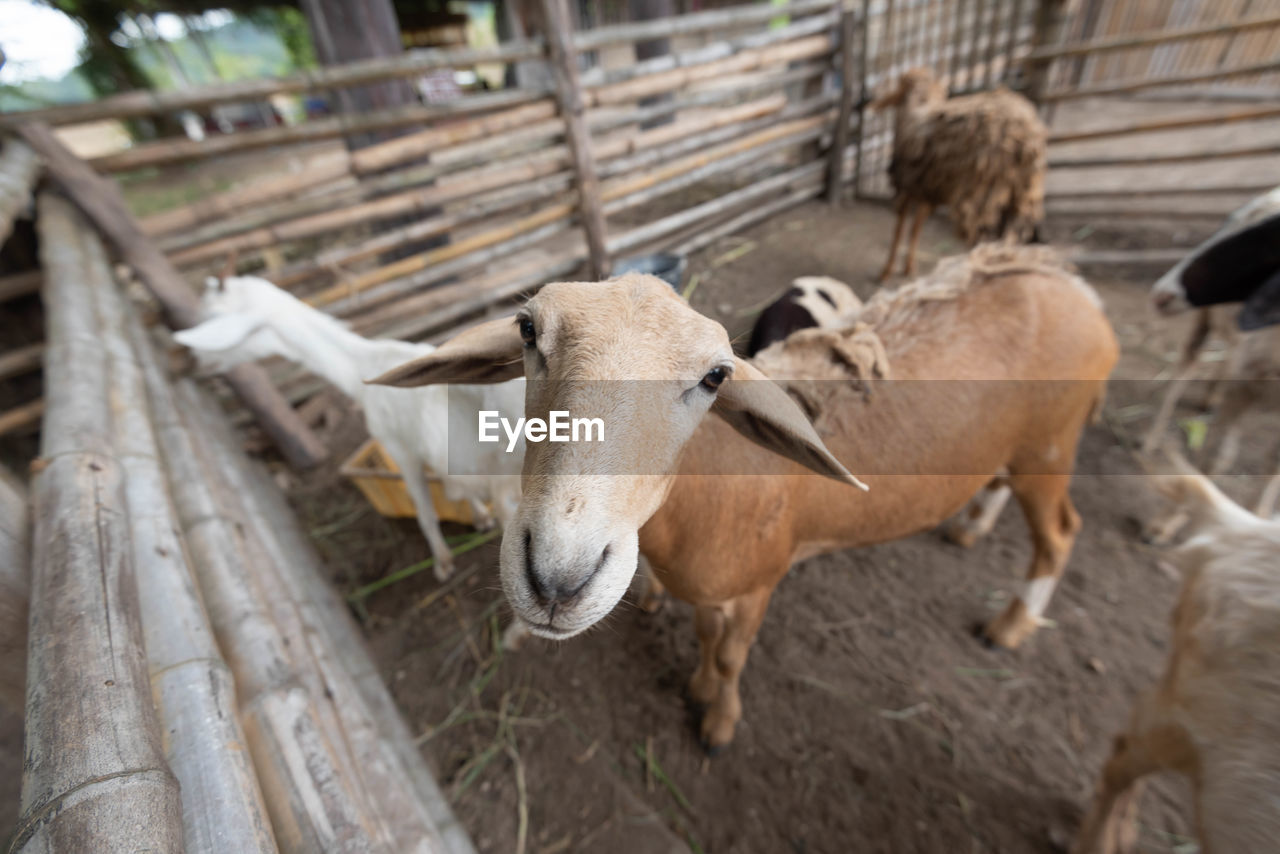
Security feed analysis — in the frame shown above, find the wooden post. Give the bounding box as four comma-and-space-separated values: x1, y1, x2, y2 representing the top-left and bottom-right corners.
0, 466, 28, 714
14, 192, 184, 854
540, 0, 611, 279
1025, 0, 1069, 106
827, 4, 858, 205
851, 0, 871, 200
17, 122, 328, 470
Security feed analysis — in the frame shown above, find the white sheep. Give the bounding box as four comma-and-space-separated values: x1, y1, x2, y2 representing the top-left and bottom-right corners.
174, 274, 526, 580
1073, 465, 1280, 854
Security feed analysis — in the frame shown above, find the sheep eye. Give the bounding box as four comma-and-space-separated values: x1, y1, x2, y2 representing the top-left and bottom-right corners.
700, 366, 727, 391
519, 318, 536, 346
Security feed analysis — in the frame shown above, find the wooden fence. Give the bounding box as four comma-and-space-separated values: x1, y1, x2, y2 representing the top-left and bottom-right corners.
2, 0, 1280, 847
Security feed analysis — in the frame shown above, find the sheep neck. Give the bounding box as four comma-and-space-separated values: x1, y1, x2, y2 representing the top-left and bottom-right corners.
271, 312, 425, 404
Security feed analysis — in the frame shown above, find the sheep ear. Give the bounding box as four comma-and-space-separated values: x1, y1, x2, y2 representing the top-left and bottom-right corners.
369, 316, 525, 387
173, 314, 260, 352
1238, 268, 1280, 331
713, 357, 868, 490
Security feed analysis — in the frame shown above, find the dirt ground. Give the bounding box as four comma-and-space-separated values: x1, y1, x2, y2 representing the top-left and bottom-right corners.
283, 199, 1279, 854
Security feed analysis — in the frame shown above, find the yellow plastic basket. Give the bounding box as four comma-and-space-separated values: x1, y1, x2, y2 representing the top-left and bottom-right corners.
339, 439, 478, 526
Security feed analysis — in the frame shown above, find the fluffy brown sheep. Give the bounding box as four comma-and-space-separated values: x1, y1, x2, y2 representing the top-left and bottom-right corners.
871, 67, 1048, 282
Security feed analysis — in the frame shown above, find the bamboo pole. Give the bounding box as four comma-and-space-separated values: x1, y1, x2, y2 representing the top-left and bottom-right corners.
308, 202, 575, 307
542, 0, 610, 279
1049, 105, 1280, 142
1042, 60, 1280, 102
18, 123, 328, 470
139, 148, 353, 237
1026, 12, 1280, 62
602, 114, 831, 214
327, 218, 574, 318
92, 89, 550, 173
828, 4, 858, 205
588, 34, 835, 107
179, 380, 476, 854
316, 109, 828, 311
0, 467, 29, 713
0, 270, 43, 303
1046, 206, 1229, 219
368, 250, 584, 342
168, 151, 569, 268
1050, 143, 1280, 168
1047, 182, 1274, 200
167, 377, 459, 854
0, 41, 546, 129
587, 62, 825, 135
0, 342, 42, 382
581, 12, 837, 91
12, 192, 184, 854
349, 99, 557, 175
145, 340, 399, 854
160, 88, 805, 268
95, 243, 278, 854
1067, 247, 1190, 267
597, 96, 794, 178
1025, 0, 1069, 105
608, 159, 827, 254
0, 139, 40, 246
574, 0, 836, 49
0, 399, 44, 437
273, 173, 574, 288
672, 181, 824, 258
852, 0, 871, 199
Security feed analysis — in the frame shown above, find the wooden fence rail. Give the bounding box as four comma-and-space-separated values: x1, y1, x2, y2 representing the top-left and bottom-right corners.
0, 41, 544, 129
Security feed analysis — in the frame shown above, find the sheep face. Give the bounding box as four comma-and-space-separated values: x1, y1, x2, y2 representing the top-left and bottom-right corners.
174, 275, 310, 373
369, 273, 857, 640
1151, 199, 1280, 331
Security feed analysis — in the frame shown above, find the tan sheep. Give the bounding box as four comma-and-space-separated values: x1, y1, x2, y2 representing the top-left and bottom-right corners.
871, 67, 1048, 282
372, 245, 1118, 752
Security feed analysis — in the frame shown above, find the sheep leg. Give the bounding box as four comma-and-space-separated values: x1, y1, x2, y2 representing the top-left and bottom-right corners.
688, 605, 725, 708
700, 587, 773, 753
1071, 750, 1150, 854
984, 473, 1080, 649
878, 199, 910, 283
1141, 363, 1196, 455
901, 203, 933, 277
1072, 698, 1193, 854
468, 498, 497, 531
944, 475, 1012, 547
1206, 383, 1255, 476
385, 443, 456, 581
639, 559, 668, 614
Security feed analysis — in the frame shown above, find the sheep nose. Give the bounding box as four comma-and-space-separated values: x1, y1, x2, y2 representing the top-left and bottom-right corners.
1153, 290, 1177, 312
522, 529, 608, 608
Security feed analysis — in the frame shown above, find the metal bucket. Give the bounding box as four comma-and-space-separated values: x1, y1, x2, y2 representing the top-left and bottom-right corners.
612, 252, 687, 291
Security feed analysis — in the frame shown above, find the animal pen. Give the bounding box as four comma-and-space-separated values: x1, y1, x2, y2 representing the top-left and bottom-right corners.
0, 0, 1278, 849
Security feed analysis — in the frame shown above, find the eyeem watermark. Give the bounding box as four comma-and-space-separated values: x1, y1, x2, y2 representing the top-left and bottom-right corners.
479, 410, 605, 453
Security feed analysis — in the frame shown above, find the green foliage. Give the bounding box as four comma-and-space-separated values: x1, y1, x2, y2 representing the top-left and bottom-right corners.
246, 6, 316, 71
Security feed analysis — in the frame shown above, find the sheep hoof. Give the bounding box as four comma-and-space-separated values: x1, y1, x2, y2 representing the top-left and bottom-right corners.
943, 522, 978, 548
972, 622, 998, 650
433, 557, 455, 582
701, 739, 727, 759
